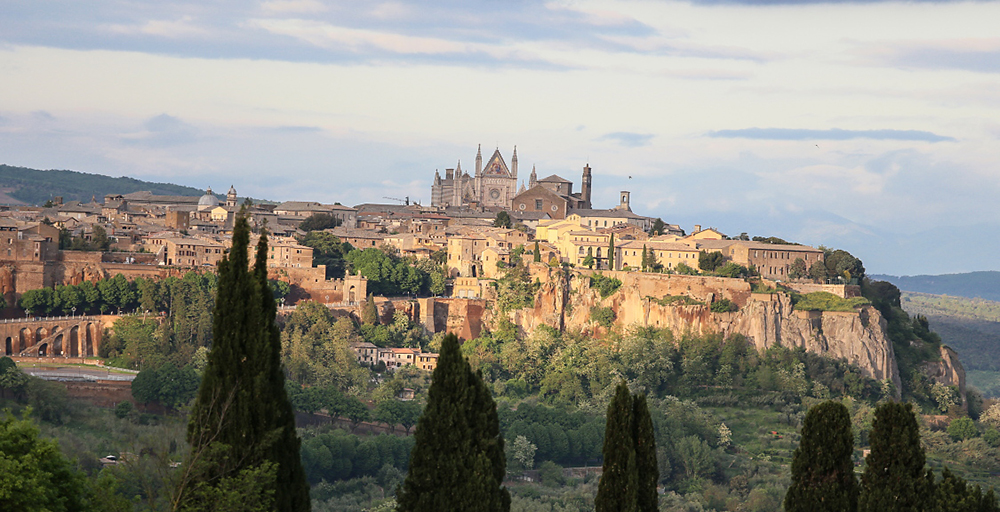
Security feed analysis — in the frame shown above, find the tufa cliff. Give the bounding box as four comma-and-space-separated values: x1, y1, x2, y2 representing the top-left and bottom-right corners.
503, 265, 902, 394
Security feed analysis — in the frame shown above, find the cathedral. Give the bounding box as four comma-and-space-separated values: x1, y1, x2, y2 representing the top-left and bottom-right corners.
431, 145, 520, 209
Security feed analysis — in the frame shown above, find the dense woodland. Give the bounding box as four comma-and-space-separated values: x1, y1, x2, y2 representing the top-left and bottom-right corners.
4, 242, 1000, 511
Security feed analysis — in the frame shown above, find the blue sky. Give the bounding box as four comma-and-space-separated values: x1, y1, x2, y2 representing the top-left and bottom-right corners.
2, 0, 999, 275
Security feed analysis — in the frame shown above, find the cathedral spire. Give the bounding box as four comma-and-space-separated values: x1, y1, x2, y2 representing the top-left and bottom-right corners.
519, 180, 526, 194
529, 165, 537, 188
475, 144, 482, 176
511, 145, 518, 179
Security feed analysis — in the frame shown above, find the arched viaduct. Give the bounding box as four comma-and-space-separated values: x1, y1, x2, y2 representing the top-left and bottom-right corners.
0, 316, 103, 358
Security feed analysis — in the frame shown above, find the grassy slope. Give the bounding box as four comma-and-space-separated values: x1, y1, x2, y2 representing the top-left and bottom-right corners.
0, 164, 208, 205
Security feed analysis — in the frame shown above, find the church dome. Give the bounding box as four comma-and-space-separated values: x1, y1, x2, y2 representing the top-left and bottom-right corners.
198, 187, 220, 210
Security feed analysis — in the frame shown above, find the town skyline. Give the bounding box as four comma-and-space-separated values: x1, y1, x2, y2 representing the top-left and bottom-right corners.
3, 0, 999, 275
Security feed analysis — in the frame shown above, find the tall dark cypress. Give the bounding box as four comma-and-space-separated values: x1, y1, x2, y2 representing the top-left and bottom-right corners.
859, 402, 927, 512
633, 393, 659, 512
784, 400, 858, 512
596, 382, 638, 512
180, 214, 310, 511
397, 333, 510, 512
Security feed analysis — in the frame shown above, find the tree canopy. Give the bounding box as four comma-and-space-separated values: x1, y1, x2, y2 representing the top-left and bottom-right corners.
397, 333, 510, 511
180, 214, 309, 511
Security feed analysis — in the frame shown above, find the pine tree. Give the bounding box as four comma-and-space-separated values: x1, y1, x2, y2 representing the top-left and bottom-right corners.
785, 400, 858, 512
397, 333, 510, 511
633, 393, 659, 512
597, 382, 638, 512
859, 402, 927, 512
178, 214, 309, 511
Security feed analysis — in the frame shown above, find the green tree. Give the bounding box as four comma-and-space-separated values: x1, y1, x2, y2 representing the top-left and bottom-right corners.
633, 393, 658, 512
494, 211, 512, 229
789, 258, 808, 280
785, 401, 858, 512
298, 213, 342, 232
92, 224, 111, 251
809, 260, 829, 282
533, 240, 541, 263
649, 218, 666, 236
596, 382, 637, 512
179, 215, 309, 511
0, 410, 90, 511
362, 293, 380, 325
583, 247, 594, 269
397, 333, 510, 511
946, 417, 978, 442
299, 231, 353, 278
858, 402, 927, 512
699, 250, 725, 272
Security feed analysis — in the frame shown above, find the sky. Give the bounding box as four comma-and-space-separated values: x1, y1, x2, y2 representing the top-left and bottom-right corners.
2, 0, 999, 275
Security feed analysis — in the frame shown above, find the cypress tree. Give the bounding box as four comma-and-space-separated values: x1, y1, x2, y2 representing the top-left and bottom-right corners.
597, 382, 638, 512
785, 400, 858, 512
633, 393, 659, 512
178, 214, 309, 511
361, 293, 379, 325
641, 245, 649, 272
859, 402, 927, 512
533, 240, 541, 263
397, 333, 510, 511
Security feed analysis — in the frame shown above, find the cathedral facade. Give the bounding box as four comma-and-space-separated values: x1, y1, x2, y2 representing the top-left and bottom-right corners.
431, 145, 519, 209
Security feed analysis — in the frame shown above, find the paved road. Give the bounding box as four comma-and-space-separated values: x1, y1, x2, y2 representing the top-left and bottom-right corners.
20, 365, 137, 382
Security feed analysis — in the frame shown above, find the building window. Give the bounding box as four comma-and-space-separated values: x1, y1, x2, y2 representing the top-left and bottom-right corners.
535, 199, 543, 210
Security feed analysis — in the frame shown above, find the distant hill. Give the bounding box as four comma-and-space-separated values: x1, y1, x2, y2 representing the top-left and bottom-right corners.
871, 271, 1000, 302
0, 164, 208, 205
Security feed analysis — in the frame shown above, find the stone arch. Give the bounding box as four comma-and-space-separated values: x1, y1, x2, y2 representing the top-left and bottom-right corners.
69, 325, 80, 357
36, 327, 48, 341
85, 323, 96, 356
19, 328, 31, 353
86, 322, 101, 356
52, 332, 64, 357
349, 285, 356, 303
38, 342, 47, 357
4, 337, 11, 356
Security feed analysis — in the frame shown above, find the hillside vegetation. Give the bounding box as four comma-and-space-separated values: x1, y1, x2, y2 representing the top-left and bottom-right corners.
900, 291, 1000, 396
0, 164, 207, 205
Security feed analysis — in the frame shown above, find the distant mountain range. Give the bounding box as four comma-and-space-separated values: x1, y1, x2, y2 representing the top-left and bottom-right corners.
0, 164, 208, 205
872, 271, 1000, 302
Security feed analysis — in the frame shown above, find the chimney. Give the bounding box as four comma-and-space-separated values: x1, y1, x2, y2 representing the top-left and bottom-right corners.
694, 224, 701, 233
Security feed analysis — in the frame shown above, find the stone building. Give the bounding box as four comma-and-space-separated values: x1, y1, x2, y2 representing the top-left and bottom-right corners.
431, 145, 520, 209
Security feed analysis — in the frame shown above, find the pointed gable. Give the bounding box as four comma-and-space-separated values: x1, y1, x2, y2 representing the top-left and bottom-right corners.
482, 149, 512, 177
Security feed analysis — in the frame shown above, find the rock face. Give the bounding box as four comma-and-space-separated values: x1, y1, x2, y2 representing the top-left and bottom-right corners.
504, 266, 902, 394
924, 345, 967, 407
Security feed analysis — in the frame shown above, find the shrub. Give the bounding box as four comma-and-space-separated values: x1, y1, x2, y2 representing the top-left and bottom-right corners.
710, 299, 737, 313
591, 306, 616, 328
983, 428, 1000, 447
675, 263, 698, 275
589, 274, 623, 298
947, 416, 978, 442
715, 262, 749, 278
